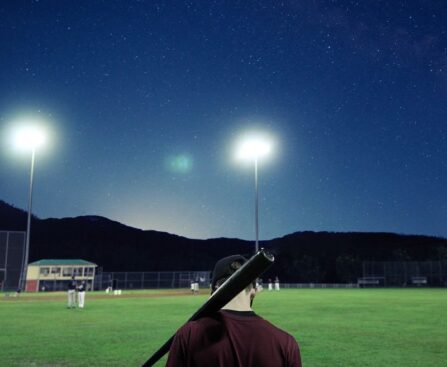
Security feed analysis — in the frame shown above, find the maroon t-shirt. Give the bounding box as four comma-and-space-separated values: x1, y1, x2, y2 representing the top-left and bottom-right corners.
166, 310, 302, 367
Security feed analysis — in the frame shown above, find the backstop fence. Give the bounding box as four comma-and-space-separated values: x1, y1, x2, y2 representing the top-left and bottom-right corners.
361, 261, 447, 287
0, 231, 26, 291
93, 270, 212, 291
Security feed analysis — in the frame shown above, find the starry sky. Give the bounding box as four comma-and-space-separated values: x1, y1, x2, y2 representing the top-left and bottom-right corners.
1, 1, 446, 240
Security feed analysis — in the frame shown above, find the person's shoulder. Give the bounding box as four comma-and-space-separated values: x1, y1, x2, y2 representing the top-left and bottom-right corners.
256, 315, 297, 341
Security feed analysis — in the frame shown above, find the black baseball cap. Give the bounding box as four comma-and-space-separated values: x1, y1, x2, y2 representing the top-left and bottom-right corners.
211, 254, 248, 292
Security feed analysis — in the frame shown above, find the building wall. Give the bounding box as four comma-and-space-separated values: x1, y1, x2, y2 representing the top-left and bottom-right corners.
27, 266, 39, 279
25, 279, 38, 292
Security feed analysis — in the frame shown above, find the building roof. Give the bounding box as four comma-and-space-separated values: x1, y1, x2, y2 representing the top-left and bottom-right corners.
28, 259, 97, 266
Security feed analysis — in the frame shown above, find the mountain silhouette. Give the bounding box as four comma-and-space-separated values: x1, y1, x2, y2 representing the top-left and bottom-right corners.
1, 200, 446, 282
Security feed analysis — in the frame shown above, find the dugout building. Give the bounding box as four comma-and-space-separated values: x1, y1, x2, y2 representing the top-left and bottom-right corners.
26, 259, 97, 292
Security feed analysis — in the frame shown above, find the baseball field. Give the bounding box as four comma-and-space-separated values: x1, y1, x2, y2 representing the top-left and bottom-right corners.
0, 288, 446, 367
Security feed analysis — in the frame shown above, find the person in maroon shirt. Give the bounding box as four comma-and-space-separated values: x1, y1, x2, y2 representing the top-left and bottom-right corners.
166, 254, 302, 367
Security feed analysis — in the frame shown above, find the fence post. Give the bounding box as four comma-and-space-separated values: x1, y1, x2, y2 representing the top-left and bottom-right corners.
3, 232, 9, 292
440, 262, 443, 286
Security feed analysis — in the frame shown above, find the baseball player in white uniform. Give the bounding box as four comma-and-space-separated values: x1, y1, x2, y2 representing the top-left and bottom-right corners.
67, 276, 77, 308
77, 280, 86, 308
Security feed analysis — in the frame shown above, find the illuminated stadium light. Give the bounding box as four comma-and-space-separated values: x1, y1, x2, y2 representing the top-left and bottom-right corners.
235, 133, 273, 162
10, 120, 49, 292
13, 124, 46, 152
234, 131, 275, 254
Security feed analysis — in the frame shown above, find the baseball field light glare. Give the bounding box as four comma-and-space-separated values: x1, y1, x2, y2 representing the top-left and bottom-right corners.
234, 131, 275, 254
11, 122, 48, 292
12, 125, 47, 151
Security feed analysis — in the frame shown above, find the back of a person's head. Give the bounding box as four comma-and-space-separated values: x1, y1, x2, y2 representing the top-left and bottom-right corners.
211, 254, 248, 294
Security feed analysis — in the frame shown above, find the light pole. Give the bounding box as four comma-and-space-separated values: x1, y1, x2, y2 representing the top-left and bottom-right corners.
235, 133, 273, 253
13, 125, 46, 291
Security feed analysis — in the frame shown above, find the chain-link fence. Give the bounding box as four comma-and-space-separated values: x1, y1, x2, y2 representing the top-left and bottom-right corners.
281, 283, 358, 289
362, 261, 447, 287
94, 270, 212, 290
0, 231, 26, 291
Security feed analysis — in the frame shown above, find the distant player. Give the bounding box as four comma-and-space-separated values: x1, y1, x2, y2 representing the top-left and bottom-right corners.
190, 279, 199, 295
67, 276, 77, 308
77, 280, 86, 308
193, 279, 199, 295
256, 277, 263, 291
166, 254, 302, 366
268, 278, 273, 291
274, 276, 280, 291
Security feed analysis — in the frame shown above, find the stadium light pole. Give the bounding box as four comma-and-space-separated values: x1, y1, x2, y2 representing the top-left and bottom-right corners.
13, 124, 46, 292
235, 133, 273, 254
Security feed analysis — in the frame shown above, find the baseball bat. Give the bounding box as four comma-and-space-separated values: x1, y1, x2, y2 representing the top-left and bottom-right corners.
141, 248, 275, 367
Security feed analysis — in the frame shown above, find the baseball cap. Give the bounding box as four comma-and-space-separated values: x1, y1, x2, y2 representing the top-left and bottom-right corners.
211, 254, 248, 292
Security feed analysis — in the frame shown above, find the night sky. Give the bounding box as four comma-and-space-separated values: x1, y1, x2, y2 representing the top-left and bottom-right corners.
1, 1, 446, 240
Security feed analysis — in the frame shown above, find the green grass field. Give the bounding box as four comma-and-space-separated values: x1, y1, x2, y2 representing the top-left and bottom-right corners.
1, 288, 446, 367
